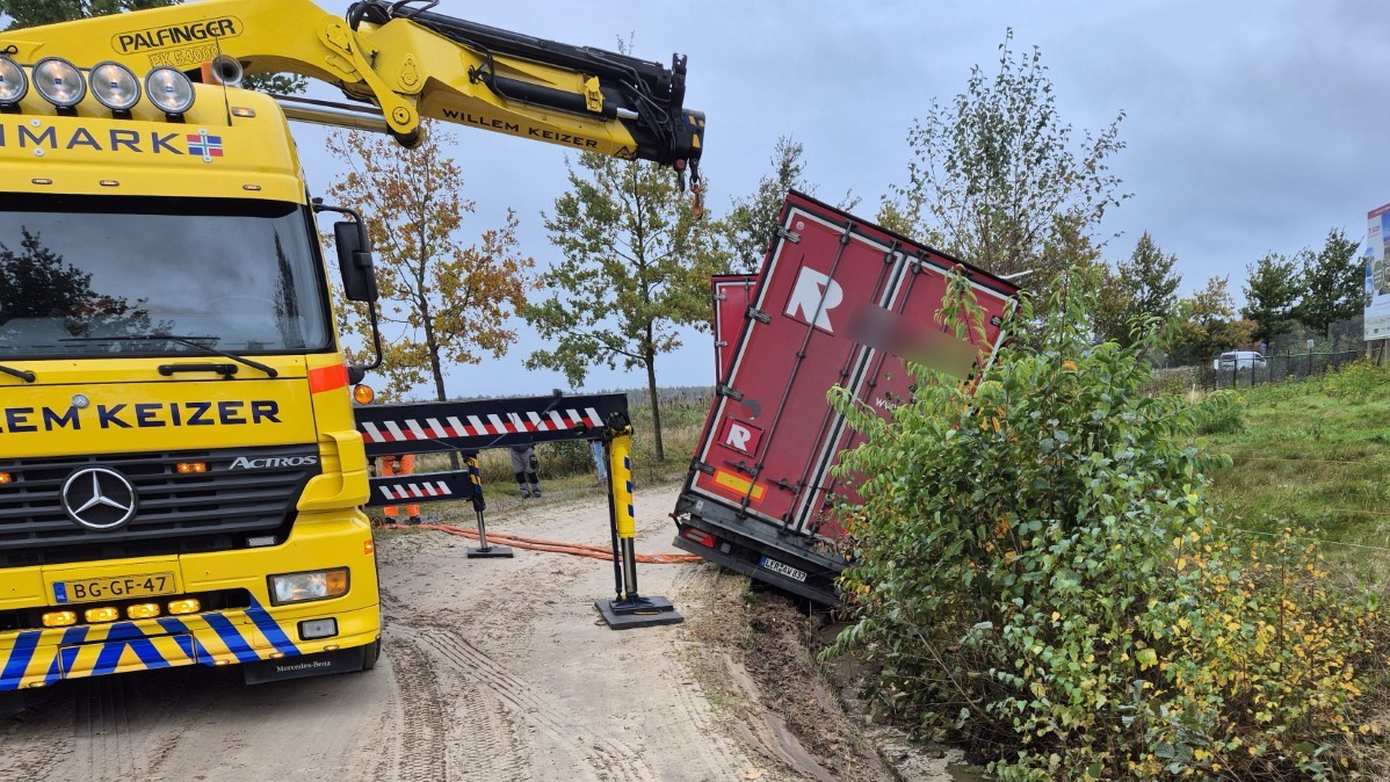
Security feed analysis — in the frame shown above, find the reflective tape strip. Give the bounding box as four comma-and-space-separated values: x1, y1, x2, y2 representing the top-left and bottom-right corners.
0, 630, 40, 691
408, 483, 423, 498
43, 626, 89, 685
447, 416, 468, 436
436, 481, 452, 495
201, 613, 261, 664
527, 411, 548, 431
468, 415, 488, 435
586, 407, 604, 427
568, 409, 584, 426
245, 601, 300, 658
426, 418, 449, 437
361, 421, 385, 443
383, 420, 406, 441
379, 485, 396, 500
406, 419, 429, 440
157, 617, 215, 666
487, 414, 508, 433
548, 410, 567, 429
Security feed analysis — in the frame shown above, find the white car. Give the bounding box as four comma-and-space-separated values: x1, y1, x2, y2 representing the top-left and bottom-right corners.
1212, 350, 1267, 370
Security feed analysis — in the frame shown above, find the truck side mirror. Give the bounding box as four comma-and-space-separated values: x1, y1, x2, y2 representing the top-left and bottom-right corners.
334, 220, 379, 303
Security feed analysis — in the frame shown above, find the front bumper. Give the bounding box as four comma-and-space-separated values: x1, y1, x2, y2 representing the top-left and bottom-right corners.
0, 512, 379, 691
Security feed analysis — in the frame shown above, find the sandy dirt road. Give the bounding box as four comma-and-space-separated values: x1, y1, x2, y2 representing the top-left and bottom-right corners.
0, 485, 772, 782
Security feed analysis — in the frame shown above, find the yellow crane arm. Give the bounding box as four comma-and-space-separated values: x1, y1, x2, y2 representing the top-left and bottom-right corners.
0, 0, 705, 174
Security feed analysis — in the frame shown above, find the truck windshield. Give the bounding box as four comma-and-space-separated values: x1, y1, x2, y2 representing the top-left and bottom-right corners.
0, 194, 331, 359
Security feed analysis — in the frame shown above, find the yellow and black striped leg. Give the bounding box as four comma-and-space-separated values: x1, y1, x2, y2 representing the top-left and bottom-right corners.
464, 451, 513, 559
594, 431, 683, 629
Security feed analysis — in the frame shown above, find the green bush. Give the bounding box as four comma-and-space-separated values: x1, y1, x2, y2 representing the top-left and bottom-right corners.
1191, 390, 1245, 435
827, 270, 1388, 780
1319, 360, 1390, 404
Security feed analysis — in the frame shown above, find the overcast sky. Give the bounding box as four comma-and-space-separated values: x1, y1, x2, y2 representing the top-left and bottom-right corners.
294, 0, 1388, 399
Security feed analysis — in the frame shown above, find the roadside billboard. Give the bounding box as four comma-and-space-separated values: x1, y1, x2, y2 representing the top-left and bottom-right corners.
1366, 203, 1390, 341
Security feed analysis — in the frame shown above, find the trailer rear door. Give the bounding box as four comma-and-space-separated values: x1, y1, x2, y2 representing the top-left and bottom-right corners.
802, 255, 1015, 540
688, 191, 1016, 540
712, 274, 757, 382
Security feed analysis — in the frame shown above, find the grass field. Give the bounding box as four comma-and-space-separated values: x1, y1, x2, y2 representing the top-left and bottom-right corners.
1199, 360, 1390, 578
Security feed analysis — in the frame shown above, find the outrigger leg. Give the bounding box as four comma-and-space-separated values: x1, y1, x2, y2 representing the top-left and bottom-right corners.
595, 429, 683, 629
464, 452, 513, 559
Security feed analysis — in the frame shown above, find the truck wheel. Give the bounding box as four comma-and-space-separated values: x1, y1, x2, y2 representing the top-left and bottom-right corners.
360, 639, 381, 672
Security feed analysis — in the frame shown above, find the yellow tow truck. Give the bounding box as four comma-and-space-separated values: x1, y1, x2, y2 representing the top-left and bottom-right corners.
0, 0, 703, 690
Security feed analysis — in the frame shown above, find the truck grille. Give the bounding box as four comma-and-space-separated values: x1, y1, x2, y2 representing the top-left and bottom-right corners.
0, 445, 320, 567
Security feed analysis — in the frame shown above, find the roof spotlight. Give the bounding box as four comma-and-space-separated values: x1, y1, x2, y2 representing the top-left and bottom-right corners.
145, 66, 195, 116
0, 57, 27, 108
33, 57, 85, 109
90, 61, 141, 112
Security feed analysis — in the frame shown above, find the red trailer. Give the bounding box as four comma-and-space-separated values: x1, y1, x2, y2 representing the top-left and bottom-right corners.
712, 273, 758, 381
673, 192, 1018, 603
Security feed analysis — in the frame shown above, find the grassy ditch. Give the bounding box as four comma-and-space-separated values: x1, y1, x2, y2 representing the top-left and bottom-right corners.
1197, 361, 1390, 578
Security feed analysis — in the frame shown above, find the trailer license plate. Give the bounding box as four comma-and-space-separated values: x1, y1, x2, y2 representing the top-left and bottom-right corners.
54, 573, 176, 605
758, 556, 808, 583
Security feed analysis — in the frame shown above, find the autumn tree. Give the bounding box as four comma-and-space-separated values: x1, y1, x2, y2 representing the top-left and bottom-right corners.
524, 152, 723, 461
1168, 276, 1254, 365
327, 123, 533, 402
1241, 252, 1299, 344
1296, 228, 1364, 337
878, 30, 1127, 297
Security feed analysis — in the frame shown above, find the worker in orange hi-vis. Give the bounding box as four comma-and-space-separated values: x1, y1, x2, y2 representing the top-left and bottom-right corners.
377, 454, 422, 525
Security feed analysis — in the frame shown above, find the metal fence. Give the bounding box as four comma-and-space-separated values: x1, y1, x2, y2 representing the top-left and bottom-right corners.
1197, 349, 1364, 390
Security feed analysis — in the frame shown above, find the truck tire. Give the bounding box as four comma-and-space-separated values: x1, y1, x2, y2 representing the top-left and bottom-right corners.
360, 638, 381, 672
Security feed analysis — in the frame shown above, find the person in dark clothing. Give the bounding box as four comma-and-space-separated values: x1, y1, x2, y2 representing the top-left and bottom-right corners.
509, 444, 541, 498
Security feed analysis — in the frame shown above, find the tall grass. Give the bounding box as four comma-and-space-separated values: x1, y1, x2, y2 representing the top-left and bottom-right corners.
1196, 360, 1390, 580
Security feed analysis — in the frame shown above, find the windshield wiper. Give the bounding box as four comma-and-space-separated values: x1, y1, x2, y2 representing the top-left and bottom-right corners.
59, 334, 279, 378
0, 363, 35, 383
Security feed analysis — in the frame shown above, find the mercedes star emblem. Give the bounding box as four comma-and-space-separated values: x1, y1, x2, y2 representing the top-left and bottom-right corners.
61, 467, 138, 530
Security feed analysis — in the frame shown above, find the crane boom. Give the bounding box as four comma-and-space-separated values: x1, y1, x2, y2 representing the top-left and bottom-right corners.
0, 0, 705, 176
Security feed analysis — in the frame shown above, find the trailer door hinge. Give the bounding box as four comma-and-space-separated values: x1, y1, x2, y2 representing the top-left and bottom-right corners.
777, 226, 801, 244
732, 460, 759, 478
746, 307, 770, 324
690, 459, 715, 476
716, 383, 743, 401
772, 477, 800, 493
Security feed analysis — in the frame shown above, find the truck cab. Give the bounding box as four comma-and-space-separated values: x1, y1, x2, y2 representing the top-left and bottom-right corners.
0, 63, 380, 691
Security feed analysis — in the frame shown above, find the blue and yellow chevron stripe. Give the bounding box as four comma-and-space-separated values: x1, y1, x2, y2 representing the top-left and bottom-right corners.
0, 599, 300, 691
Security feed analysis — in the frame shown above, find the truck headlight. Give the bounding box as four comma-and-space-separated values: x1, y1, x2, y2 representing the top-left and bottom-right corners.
90, 61, 141, 112
0, 57, 28, 108
268, 568, 349, 606
33, 57, 85, 109
145, 66, 195, 115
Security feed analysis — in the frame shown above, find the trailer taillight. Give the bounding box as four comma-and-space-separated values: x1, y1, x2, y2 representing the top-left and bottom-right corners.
680, 527, 716, 548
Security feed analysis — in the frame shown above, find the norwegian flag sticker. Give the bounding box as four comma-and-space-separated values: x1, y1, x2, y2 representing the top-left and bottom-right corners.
187, 129, 223, 163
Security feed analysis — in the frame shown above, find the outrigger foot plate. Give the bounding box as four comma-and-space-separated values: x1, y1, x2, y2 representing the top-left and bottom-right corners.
595, 595, 684, 629
467, 545, 514, 558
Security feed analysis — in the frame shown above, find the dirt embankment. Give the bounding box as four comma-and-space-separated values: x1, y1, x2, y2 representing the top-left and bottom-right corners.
680, 574, 980, 782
